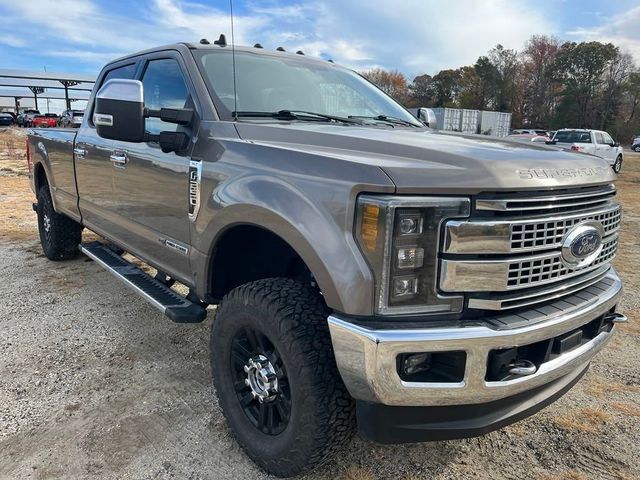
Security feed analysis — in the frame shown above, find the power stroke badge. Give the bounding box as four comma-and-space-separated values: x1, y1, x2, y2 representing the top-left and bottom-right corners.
188, 159, 202, 220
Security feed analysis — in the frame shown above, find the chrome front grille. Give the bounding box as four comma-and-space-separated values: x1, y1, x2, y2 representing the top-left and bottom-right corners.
510, 207, 620, 251
506, 234, 618, 288
440, 184, 620, 311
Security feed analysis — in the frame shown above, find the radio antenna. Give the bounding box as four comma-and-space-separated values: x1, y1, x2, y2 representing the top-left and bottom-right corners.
229, 0, 238, 121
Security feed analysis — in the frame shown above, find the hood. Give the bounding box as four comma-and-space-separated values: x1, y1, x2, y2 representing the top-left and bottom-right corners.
235, 123, 616, 194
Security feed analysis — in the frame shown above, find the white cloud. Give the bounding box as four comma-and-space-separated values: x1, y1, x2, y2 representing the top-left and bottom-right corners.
566, 6, 640, 64
0, 0, 557, 76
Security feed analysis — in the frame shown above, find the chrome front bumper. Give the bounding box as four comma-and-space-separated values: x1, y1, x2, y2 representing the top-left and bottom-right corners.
328, 269, 622, 407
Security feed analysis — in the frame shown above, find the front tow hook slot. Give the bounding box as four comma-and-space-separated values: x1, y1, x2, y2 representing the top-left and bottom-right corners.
605, 312, 627, 324
508, 359, 537, 376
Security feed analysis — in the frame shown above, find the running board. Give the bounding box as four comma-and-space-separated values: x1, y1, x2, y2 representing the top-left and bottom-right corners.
80, 241, 207, 323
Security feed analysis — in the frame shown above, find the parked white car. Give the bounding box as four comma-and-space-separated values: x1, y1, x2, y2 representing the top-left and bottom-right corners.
551, 129, 624, 173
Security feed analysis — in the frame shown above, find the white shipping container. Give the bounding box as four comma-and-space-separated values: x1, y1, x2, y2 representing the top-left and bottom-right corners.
431, 108, 461, 131
479, 111, 512, 137
459, 109, 480, 134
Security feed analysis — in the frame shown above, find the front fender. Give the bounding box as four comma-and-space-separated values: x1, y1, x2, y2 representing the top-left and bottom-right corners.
192, 174, 381, 316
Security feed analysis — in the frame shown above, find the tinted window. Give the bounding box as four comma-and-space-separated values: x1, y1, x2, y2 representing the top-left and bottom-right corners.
101, 63, 137, 85
554, 131, 592, 143
141, 58, 190, 134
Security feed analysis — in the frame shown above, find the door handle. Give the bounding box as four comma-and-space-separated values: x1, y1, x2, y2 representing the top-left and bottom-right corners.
73, 147, 87, 158
110, 152, 128, 168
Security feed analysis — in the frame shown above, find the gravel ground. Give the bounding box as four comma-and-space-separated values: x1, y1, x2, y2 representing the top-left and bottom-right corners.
0, 126, 639, 480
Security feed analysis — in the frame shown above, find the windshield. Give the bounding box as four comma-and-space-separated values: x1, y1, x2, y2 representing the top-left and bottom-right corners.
194, 50, 420, 126
553, 131, 592, 143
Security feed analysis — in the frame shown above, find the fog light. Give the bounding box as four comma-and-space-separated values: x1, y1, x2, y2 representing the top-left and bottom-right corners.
396, 247, 424, 269
402, 353, 432, 376
393, 276, 418, 297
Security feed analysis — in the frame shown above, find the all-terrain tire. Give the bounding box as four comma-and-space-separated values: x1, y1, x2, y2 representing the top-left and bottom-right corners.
613, 155, 623, 173
37, 184, 82, 260
210, 278, 355, 477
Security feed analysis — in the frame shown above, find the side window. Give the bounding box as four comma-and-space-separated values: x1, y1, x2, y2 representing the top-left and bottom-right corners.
141, 58, 190, 135
101, 63, 137, 85
595, 132, 604, 144
603, 132, 614, 145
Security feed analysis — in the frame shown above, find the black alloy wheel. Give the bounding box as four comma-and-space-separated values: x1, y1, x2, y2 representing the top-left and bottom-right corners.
231, 327, 291, 435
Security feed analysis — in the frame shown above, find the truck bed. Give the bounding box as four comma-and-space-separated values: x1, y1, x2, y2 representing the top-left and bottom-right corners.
27, 127, 79, 220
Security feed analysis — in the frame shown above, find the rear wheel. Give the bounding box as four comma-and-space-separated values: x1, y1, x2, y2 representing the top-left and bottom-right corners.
613, 155, 623, 173
210, 278, 355, 477
37, 185, 82, 260
634, 145, 640, 152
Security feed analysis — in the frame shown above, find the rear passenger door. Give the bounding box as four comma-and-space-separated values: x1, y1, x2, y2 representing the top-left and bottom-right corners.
76, 61, 139, 238
106, 52, 199, 282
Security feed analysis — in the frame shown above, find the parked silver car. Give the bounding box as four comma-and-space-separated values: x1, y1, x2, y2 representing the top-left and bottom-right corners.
59, 109, 85, 128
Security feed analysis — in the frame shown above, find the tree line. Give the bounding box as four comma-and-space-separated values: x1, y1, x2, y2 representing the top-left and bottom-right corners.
361, 35, 640, 142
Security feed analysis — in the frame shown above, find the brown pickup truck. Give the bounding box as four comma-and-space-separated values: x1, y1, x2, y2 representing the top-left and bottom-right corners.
27, 38, 625, 477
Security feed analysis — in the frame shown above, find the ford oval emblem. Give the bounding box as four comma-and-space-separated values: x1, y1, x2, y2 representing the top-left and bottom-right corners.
561, 222, 604, 268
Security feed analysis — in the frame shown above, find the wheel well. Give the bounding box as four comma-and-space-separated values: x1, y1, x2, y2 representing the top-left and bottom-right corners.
208, 225, 311, 302
34, 162, 48, 191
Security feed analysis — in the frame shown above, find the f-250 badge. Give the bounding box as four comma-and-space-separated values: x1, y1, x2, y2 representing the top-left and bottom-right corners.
188, 159, 202, 220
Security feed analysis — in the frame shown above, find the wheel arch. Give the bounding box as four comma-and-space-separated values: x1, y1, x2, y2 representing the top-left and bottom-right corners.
194, 200, 374, 316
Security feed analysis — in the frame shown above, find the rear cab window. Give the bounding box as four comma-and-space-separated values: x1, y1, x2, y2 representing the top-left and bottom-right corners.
554, 131, 592, 143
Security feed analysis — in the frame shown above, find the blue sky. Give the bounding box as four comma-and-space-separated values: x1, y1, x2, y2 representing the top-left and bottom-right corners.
1, 0, 639, 111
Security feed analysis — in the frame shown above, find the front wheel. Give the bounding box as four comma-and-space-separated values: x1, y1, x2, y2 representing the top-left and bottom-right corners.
633, 146, 640, 152
210, 278, 355, 477
613, 155, 623, 173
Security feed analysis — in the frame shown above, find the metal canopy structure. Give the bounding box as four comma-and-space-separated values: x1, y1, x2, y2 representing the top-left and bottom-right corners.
0, 87, 90, 112
0, 68, 95, 111
0, 78, 94, 91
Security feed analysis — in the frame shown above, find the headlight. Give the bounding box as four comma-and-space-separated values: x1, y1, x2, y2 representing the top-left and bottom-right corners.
355, 195, 470, 316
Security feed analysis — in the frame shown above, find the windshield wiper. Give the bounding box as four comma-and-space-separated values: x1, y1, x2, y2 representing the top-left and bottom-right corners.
348, 114, 420, 127
233, 110, 363, 125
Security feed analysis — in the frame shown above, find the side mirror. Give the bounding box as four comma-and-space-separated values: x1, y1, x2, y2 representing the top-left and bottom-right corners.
417, 107, 437, 128
94, 79, 145, 142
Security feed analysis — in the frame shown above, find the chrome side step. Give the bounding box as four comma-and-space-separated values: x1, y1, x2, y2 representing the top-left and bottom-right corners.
80, 241, 207, 323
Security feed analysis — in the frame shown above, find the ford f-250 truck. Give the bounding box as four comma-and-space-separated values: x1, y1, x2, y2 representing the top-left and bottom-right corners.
27, 38, 626, 477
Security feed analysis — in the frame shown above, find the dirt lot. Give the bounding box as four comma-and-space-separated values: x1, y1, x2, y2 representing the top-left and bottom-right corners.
0, 126, 639, 480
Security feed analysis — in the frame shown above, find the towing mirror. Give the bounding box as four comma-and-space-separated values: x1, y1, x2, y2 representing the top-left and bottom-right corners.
417, 107, 437, 128
94, 79, 145, 142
